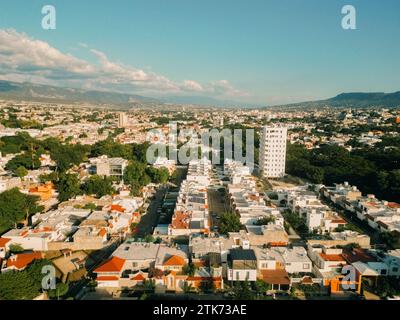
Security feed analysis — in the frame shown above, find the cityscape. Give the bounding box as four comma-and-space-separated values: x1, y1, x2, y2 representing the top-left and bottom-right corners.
0, 0, 399, 307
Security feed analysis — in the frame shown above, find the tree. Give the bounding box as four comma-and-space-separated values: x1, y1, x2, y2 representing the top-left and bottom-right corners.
219, 213, 241, 235
0, 188, 43, 233
39, 172, 58, 183
375, 277, 397, 298
5, 153, 40, 172
199, 279, 215, 293
142, 279, 156, 291
55, 173, 82, 202
9, 243, 25, 254
254, 279, 271, 296
82, 175, 115, 198
123, 161, 151, 195
378, 232, 400, 250
14, 166, 28, 178
83, 202, 97, 211
48, 282, 69, 300
254, 216, 276, 226
0, 259, 53, 300
146, 167, 169, 184
144, 235, 154, 243
182, 263, 197, 277
183, 281, 194, 294
51, 143, 89, 172
231, 280, 255, 300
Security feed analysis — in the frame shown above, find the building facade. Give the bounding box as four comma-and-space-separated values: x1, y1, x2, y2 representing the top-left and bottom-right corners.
259, 126, 287, 178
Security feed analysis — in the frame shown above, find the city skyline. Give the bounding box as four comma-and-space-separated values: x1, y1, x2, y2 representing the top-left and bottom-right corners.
0, 0, 400, 105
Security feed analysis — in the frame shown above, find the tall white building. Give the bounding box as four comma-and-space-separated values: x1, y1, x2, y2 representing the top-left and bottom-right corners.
118, 112, 129, 128
259, 126, 287, 178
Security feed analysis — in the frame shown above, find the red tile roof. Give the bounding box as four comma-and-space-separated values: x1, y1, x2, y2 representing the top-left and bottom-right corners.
0, 237, 11, 247
342, 248, 376, 264
6, 252, 42, 270
319, 253, 345, 262
132, 273, 146, 281
261, 269, 291, 285
110, 204, 125, 213
94, 256, 125, 273
96, 276, 119, 281
163, 255, 185, 266
98, 228, 107, 237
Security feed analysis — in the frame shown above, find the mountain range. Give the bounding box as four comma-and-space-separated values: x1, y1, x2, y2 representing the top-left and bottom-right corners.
0, 80, 399, 108
282, 92, 400, 108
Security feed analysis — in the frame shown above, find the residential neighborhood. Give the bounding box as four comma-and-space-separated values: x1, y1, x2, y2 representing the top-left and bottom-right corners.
0, 102, 398, 301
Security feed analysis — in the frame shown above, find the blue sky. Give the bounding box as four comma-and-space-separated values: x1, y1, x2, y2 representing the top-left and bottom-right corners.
0, 0, 399, 105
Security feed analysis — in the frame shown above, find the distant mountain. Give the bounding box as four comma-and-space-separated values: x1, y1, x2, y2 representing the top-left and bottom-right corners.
0, 80, 258, 108
277, 91, 400, 108
160, 95, 260, 108
0, 80, 159, 105
326, 92, 400, 107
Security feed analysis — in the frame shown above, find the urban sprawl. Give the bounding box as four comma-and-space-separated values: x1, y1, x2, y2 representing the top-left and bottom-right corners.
0, 100, 399, 300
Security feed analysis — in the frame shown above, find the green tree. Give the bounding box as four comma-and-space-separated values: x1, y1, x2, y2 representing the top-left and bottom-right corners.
0, 259, 53, 300
83, 202, 97, 211
219, 213, 242, 235
254, 279, 271, 296
183, 281, 194, 293
5, 153, 41, 172
82, 175, 115, 198
231, 280, 255, 300
0, 188, 43, 232
146, 167, 169, 184
14, 166, 28, 178
55, 174, 82, 202
8, 243, 25, 254
48, 282, 69, 300
182, 263, 197, 277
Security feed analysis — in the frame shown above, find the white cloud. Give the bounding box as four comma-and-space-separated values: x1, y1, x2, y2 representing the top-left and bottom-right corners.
182, 80, 204, 92
0, 29, 248, 99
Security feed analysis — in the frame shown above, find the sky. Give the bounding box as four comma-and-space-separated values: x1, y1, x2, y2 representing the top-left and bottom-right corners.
0, 0, 399, 105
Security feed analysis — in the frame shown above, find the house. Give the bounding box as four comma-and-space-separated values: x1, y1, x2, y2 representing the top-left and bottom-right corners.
320, 182, 362, 206
308, 244, 361, 294
28, 182, 55, 201
260, 269, 291, 292
89, 156, 128, 178
0, 237, 11, 259
0, 176, 22, 193
94, 242, 189, 290
1, 227, 55, 251
52, 250, 91, 282
3, 252, 43, 272
378, 249, 400, 277
253, 246, 312, 274
307, 230, 371, 248
227, 249, 257, 282
245, 224, 289, 246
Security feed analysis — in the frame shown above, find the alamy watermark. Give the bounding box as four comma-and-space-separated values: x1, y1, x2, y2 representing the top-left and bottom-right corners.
146, 122, 255, 171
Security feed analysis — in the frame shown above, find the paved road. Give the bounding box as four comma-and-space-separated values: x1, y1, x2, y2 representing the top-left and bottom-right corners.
135, 187, 166, 238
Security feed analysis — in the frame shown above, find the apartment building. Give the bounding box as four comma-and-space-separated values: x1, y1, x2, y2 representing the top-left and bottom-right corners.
89, 156, 128, 178
259, 126, 287, 178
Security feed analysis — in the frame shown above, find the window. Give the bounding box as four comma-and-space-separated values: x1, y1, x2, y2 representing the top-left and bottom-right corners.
380, 269, 387, 275
392, 267, 398, 272
303, 263, 310, 269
